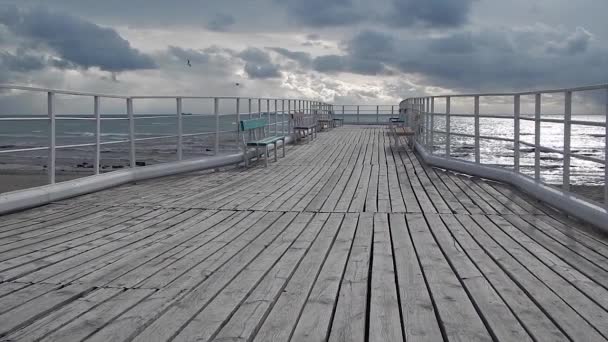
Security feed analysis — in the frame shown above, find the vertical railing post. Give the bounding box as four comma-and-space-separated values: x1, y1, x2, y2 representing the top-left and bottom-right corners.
420, 99, 425, 143
127, 98, 135, 168
426, 98, 430, 147
274, 99, 278, 136
282, 99, 285, 135
342, 105, 345, 123
288, 100, 292, 136
94, 96, 101, 175
47, 92, 56, 184
248, 98, 252, 119
176, 97, 183, 161
214, 97, 220, 155
535, 93, 541, 181
258, 98, 262, 118
563, 91, 572, 192
474, 96, 480, 163
514, 94, 520, 172
357, 105, 360, 124
430, 97, 435, 154
605, 87, 608, 206
236, 98, 241, 149
266, 99, 271, 134
376, 105, 379, 124
446, 96, 451, 157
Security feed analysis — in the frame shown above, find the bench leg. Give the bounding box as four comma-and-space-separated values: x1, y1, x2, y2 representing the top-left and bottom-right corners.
243, 145, 249, 167
274, 142, 278, 162
282, 139, 285, 157
265, 145, 269, 167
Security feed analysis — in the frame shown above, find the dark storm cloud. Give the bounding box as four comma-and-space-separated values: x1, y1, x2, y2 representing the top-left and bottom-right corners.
310, 31, 393, 75
0, 6, 157, 72
388, 0, 475, 28
237, 48, 281, 79
310, 27, 608, 92
206, 13, 236, 32
312, 54, 386, 75
281, 0, 364, 27
0, 49, 46, 72
266, 47, 312, 66
312, 55, 346, 73
545, 27, 592, 56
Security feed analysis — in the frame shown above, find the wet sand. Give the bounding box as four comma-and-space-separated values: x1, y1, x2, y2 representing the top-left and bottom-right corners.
0, 172, 84, 194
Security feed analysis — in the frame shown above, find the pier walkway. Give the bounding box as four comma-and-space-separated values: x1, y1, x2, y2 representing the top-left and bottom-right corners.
1, 126, 608, 341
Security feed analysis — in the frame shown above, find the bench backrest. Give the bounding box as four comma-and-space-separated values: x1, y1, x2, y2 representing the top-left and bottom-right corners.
240, 118, 269, 143
240, 118, 267, 131
290, 112, 315, 127
316, 110, 332, 121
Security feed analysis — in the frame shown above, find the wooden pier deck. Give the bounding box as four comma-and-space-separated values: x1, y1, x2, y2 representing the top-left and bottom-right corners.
1, 126, 607, 342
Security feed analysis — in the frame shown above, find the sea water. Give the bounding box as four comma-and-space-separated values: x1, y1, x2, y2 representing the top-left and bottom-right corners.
1, 114, 605, 185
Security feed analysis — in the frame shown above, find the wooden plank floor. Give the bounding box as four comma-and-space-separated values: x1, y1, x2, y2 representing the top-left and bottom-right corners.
1, 126, 608, 341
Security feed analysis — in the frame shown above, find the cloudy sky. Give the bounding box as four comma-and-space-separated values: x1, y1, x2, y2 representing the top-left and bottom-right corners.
0, 0, 607, 105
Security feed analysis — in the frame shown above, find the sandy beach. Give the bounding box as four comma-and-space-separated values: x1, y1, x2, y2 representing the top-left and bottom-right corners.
0, 172, 85, 194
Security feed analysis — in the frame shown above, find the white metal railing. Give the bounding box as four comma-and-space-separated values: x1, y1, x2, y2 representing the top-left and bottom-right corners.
0, 85, 330, 190
332, 105, 397, 125
403, 84, 608, 208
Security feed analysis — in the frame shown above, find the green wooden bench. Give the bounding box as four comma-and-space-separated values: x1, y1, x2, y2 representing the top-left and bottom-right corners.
240, 118, 286, 167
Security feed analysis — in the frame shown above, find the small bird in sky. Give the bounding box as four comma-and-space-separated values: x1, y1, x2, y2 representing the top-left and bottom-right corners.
187, 59, 192, 67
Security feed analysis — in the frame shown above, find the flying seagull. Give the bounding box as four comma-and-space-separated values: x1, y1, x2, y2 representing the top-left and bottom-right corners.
187, 59, 192, 67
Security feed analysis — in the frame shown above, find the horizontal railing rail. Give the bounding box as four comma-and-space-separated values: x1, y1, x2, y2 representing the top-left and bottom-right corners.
402, 84, 608, 211
332, 104, 398, 125
0, 84, 331, 192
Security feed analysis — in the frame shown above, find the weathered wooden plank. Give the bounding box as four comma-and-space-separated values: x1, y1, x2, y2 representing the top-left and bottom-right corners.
0, 283, 91, 337
86, 212, 287, 342
3, 288, 121, 341
13, 209, 192, 284
42, 288, 155, 342
172, 212, 322, 342
253, 214, 346, 342
0, 208, 156, 281
406, 213, 492, 341
448, 214, 569, 341
130, 212, 301, 342
466, 214, 607, 340
328, 213, 372, 342
389, 213, 443, 341
0, 283, 58, 315
368, 213, 403, 342
289, 213, 358, 341
425, 214, 533, 341
214, 213, 336, 342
